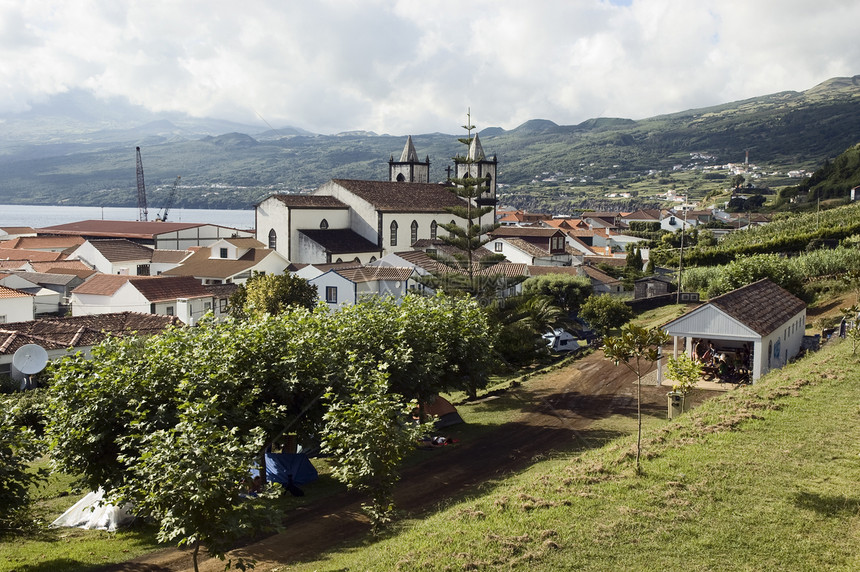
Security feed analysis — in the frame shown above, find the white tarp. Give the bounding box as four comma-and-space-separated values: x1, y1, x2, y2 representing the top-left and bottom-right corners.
51, 489, 134, 532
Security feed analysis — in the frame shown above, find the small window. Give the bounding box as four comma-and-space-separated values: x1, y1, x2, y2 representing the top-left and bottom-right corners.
137, 264, 151, 276
165, 306, 175, 316
219, 298, 228, 312
411, 220, 418, 245
326, 286, 337, 304
495, 242, 503, 252
369, 256, 377, 263
204, 301, 212, 312
430, 220, 438, 240
320, 219, 329, 230
396, 173, 406, 182
219, 247, 228, 258
390, 220, 398, 246
0, 315, 6, 324
268, 229, 277, 249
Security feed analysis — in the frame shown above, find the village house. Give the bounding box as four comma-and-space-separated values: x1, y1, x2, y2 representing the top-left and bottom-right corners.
70, 274, 214, 325
308, 266, 419, 309
487, 227, 573, 266
0, 284, 35, 323
161, 237, 289, 285
662, 279, 806, 382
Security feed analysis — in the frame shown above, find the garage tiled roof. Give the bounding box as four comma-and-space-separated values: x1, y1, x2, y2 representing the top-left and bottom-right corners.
706, 279, 806, 336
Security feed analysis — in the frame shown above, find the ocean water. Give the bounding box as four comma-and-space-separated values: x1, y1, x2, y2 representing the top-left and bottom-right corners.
0, 204, 255, 230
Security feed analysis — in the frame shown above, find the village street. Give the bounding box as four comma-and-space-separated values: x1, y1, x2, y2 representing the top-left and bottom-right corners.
107, 349, 713, 572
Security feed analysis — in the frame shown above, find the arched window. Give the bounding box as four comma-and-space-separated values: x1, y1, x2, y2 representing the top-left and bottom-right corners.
390, 220, 398, 246
267, 228, 277, 250
396, 173, 406, 182
430, 220, 437, 240
449, 219, 456, 237
369, 256, 377, 263
411, 220, 418, 245
320, 219, 329, 229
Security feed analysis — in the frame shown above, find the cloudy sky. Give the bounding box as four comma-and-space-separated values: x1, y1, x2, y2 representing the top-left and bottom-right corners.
2, 0, 859, 135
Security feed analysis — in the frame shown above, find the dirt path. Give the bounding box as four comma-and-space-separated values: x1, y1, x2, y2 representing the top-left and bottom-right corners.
107, 350, 686, 572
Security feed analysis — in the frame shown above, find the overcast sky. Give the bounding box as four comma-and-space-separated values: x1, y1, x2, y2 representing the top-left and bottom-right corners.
2, 0, 858, 135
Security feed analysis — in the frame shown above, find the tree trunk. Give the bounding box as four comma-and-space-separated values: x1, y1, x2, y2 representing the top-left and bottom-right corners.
192, 541, 200, 572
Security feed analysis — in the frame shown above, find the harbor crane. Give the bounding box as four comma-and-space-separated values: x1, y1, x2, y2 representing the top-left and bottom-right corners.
155, 176, 181, 222
136, 146, 148, 221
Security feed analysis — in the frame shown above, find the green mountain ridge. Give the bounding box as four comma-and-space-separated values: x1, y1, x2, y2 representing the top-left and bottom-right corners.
0, 76, 858, 210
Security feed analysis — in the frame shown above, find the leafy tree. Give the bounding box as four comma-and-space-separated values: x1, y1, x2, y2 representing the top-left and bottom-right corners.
0, 402, 47, 532
120, 401, 282, 572
321, 357, 425, 533
666, 353, 703, 399
229, 272, 318, 319
580, 294, 634, 335
603, 324, 670, 473
46, 316, 330, 567
522, 274, 593, 314
731, 174, 746, 189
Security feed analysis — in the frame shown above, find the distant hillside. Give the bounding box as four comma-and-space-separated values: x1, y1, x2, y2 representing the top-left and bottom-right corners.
0, 76, 858, 210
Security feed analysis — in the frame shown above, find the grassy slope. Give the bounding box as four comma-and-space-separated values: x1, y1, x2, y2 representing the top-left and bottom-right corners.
286, 339, 860, 571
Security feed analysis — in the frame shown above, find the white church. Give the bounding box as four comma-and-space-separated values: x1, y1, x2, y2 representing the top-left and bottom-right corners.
255, 135, 499, 265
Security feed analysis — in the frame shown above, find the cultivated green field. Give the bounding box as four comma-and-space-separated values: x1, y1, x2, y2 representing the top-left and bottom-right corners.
283, 338, 860, 571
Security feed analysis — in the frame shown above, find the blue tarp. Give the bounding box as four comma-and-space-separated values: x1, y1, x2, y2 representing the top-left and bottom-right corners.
252, 453, 318, 486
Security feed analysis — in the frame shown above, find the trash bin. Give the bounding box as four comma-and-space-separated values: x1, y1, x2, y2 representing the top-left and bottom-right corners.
667, 391, 684, 419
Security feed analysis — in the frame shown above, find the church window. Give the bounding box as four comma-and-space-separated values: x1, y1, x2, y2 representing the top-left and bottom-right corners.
449, 220, 456, 237
396, 173, 406, 182
411, 220, 418, 244
390, 220, 398, 246
430, 220, 437, 240
268, 228, 277, 249
320, 219, 329, 230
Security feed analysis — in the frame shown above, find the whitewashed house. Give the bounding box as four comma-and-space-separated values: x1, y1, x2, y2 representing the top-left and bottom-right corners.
662, 279, 806, 382
308, 266, 418, 310
70, 274, 213, 325
0, 285, 35, 323
161, 238, 289, 285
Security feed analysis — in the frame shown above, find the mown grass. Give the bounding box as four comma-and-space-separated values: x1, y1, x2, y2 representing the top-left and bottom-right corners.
282, 338, 860, 571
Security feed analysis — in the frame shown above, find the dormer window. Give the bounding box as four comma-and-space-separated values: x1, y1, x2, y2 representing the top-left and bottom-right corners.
220, 247, 228, 258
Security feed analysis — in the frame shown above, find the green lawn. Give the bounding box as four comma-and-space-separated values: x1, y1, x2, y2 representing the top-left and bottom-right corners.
283, 338, 860, 571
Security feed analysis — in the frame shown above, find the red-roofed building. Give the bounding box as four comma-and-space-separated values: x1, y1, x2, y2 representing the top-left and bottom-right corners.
37, 220, 253, 249
70, 274, 214, 324
0, 285, 35, 323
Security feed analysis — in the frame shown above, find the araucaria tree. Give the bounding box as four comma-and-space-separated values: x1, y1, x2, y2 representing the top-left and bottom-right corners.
438, 111, 501, 294
602, 324, 669, 474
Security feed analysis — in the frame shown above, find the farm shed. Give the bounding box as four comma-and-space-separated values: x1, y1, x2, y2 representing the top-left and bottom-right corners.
662, 279, 807, 382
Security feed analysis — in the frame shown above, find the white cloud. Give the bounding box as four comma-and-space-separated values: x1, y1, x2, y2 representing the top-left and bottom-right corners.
1, 0, 858, 134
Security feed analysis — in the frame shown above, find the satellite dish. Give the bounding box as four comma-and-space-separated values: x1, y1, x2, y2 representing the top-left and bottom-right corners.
12, 344, 49, 375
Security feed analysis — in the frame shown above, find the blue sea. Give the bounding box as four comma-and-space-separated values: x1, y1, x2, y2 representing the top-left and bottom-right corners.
0, 204, 255, 230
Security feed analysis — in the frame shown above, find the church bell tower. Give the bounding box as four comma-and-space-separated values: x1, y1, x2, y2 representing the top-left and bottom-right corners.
389, 135, 430, 183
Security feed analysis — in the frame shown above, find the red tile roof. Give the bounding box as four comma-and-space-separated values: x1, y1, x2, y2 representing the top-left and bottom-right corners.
129, 275, 211, 302
0, 285, 33, 299
38, 220, 221, 239
0, 312, 181, 355
330, 179, 467, 212
0, 236, 85, 250
267, 195, 348, 209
